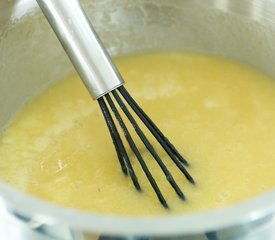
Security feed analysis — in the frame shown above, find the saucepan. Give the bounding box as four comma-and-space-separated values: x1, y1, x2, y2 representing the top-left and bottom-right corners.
0, 0, 275, 239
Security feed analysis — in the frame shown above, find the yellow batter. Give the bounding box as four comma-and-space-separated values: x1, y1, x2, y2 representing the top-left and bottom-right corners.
0, 52, 275, 216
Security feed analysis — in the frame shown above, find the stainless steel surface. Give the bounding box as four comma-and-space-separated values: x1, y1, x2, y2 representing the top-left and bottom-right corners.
36, 0, 123, 99
0, 0, 275, 239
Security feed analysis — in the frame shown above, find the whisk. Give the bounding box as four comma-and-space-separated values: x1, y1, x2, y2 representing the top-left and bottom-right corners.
36, 0, 195, 208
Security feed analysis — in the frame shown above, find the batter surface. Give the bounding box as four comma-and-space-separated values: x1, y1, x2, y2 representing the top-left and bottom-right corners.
0, 52, 275, 216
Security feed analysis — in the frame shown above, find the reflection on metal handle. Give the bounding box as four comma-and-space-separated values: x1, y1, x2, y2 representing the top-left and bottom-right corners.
36, 0, 124, 99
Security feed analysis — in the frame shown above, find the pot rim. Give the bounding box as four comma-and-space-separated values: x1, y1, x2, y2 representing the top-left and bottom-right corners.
1, 0, 275, 236
0, 181, 274, 235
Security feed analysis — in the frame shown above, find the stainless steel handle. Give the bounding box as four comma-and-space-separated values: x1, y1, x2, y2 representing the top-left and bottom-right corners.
36, 0, 124, 99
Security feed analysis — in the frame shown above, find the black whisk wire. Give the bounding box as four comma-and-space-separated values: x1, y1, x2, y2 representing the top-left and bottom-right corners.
98, 86, 194, 208
98, 97, 141, 191
98, 97, 127, 175
112, 90, 186, 201
119, 86, 195, 184
105, 94, 167, 208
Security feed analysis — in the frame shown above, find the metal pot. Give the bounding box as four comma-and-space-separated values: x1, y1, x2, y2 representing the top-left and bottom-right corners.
0, 0, 275, 239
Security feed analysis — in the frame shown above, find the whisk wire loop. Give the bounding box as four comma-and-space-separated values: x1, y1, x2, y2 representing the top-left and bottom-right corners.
98, 97, 141, 191
118, 86, 195, 184
103, 94, 168, 208
98, 98, 127, 175
112, 90, 186, 201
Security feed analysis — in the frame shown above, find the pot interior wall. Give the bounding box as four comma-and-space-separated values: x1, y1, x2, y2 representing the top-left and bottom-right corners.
1, 0, 275, 130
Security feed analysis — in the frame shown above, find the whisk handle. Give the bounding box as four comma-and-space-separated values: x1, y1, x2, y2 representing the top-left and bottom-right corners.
36, 0, 124, 99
